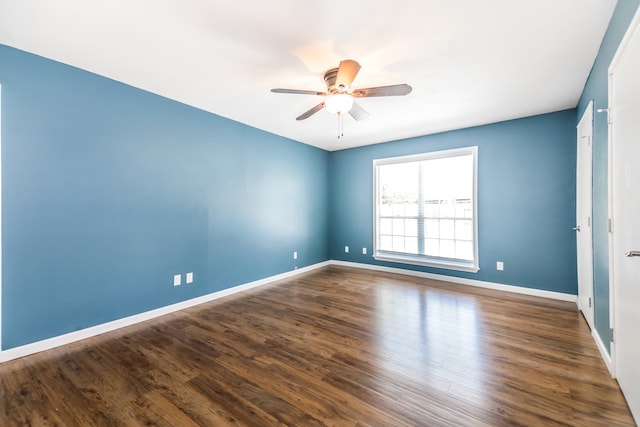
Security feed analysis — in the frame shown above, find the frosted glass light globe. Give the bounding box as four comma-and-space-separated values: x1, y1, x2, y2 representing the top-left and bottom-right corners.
325, 93, 354, 114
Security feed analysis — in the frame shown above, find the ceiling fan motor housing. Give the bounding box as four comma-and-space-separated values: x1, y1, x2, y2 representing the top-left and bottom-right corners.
324, 68, 340, 92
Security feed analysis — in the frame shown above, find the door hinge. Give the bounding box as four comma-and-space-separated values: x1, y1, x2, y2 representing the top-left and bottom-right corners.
588, 297, 592, 308
610, 328, 615, 343
608, 218, 613, 233
588, 216, 591, 227
598, 108, 613, 124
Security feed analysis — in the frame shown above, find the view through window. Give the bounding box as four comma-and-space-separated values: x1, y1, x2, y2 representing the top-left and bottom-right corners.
373, 147, 478, 272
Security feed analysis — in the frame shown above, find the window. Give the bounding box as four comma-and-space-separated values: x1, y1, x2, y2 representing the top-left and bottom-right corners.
373, 146, 478, 272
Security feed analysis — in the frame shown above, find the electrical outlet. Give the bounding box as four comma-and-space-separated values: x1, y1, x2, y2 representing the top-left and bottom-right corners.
345, 246, 349, 253
173, 274, 182, 286
362, 247, 367, 254
293, 251, 298, 260
497, 262, 504, 271
186, 272, 194, 283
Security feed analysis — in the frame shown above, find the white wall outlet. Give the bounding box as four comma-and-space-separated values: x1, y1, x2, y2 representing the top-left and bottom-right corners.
173, 274, 182, 286
293, 251, 298, 260
497, 262, 504, 271
345, 246, 349, 253
186, 272, 194, 283
362, 247, 367, 254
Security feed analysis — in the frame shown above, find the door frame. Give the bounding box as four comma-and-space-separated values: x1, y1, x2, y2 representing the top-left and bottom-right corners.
608, 4, 640, 381
576, 101, 594, 330
607, 57, 616, 379
0, 84, 3, 353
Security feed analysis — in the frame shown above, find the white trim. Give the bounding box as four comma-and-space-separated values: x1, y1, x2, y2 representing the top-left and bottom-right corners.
607, 67, 616, 377
605, 5, 640, 382
609, 7, 640, 73
372, 146, 479, 272
329, 260, 577, 302
0, 261, 329, 363
575, 100, 595, 330
593, 327, 614, 376
373, 254, 479, 272
607, 4, 640, 384
0, 84, 3, 351
372, 146, 476, 166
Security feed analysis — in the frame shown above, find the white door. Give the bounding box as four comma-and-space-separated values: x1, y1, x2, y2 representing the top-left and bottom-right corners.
576, 102, 594, 330
610, 8, 640, 423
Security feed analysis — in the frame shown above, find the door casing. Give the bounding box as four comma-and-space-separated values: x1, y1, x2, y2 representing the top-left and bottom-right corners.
576, 101, 594, 330
608, 6, 640, 423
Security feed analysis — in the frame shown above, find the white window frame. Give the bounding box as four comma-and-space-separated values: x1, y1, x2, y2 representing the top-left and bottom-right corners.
373, 146, 479, 272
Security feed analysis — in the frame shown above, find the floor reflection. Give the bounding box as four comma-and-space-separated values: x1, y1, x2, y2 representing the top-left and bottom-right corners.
374, 280, 486, 396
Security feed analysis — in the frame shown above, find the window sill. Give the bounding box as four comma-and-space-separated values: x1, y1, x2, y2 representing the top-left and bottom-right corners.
373, 253, 480, 273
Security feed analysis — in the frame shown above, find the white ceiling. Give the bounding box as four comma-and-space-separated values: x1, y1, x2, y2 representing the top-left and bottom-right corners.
0, 0, 616, 151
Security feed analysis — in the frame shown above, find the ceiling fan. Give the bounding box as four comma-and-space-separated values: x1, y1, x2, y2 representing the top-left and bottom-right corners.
271, 59, 412, 137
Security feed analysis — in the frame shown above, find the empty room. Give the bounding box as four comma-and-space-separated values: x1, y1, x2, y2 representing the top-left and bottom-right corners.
1, 0, 639, 425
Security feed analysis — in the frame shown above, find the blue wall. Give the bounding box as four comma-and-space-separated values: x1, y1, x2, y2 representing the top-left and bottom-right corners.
576, 0, 640, 353
0, 44, 329, 349
3, 2, 636, 352
329, 110, 577, 294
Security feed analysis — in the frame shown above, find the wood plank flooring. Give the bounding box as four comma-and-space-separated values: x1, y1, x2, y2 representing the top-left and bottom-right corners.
0, 266, 635, 426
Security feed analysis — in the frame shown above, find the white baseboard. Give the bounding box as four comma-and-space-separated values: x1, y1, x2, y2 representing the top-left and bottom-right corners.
0, 259, 578, 363
592, 327, 614, 376
329, 260, 578, 303
0, 261, 329, 363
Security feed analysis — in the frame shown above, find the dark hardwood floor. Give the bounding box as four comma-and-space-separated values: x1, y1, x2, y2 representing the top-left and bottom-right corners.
0, 266, 635, 426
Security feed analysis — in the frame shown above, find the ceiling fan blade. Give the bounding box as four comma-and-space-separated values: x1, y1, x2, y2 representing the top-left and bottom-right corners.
271, 88, 326, 96
352, 84, 412, 98
349, 101, 369, 121
296, 102, 325, 120
335, 59, 361, 89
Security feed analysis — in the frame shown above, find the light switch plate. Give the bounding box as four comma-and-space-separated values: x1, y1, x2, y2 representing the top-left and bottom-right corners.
186, 272, 194, 283
173, 274, 182, 286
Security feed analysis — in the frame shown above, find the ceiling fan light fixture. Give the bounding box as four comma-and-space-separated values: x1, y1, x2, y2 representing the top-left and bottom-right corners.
271, 59, 411, 134
325, 93, 354, 114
